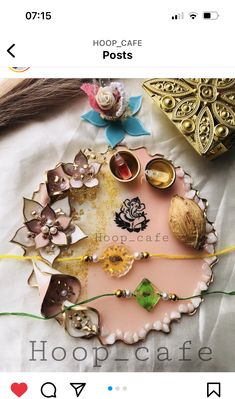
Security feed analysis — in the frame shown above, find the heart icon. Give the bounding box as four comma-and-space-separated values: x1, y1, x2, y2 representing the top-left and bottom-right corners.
11, 383, 28, 397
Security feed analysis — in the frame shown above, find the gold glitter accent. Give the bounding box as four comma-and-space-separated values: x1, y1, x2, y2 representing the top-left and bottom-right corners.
70, 186, 98, 204
71, 208, 79, 221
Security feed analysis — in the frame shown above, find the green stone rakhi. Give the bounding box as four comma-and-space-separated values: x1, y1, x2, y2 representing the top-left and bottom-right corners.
115, 278, 178, 312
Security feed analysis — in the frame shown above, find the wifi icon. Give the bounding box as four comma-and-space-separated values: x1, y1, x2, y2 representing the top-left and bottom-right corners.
189, 12, 198, 19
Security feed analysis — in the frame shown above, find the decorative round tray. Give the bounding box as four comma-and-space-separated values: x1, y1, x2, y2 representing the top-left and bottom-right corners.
12, 146, 217, 345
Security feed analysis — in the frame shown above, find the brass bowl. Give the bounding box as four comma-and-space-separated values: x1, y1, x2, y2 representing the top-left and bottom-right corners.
109, 150, 141, 183
145, 158, 176, 189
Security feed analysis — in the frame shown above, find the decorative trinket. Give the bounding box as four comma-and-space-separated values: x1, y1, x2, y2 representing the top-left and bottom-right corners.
113, 152, 132, 180
134, 278, 161, 311
109, 150, 140, 182
169, 195, 206, 249
145, 158, 176, 189
11, 198, 87, 265
64, 304, 100, 338
81, 82, 150, 147
63, 150, 101, 189
101, 244, 134, 277
143, 78, 235, 160
41, 274, 81, 317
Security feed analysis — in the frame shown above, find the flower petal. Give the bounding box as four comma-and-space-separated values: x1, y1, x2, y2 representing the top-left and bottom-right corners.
11, 226, 35, 248
57, 215, 72, 230
85, 178, 99, 188
39, 245, 60, 265
34, 260, 58, 275
81, 83, 99, 96
41, 205, 56, 222
122, 117, 150, 136
35, 233, 50, 249
41, 274, 81, 317
63, 163, 74, 176
74, 150, 88, 166
81, 110, 109, 127
129, 95, 143, 115
65, 305, 100, 338
46, 165, 70, 196
51, 197, 71, 217
105, 124, 125, 148
23, 198, 43, 221
28, 270, 38, 287
70, 178, 83, 188
32, 183, 50, 207
80, 83, 102, 112
51, 231, 68, 246
70, 225, 87, 244
25, 219, 42, 234
91, 162, 101, 175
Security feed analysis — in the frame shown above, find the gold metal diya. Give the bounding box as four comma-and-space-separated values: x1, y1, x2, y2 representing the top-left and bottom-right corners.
145, 158, 176, 189
109, 150, 141, 183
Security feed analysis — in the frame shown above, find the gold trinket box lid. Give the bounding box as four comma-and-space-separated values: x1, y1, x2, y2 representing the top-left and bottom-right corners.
143, 78, 235, 160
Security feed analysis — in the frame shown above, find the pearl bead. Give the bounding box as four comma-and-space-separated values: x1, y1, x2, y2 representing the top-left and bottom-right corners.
41, 225, 49, 234
79, 167, 85, 174
50, 226, 58, 235
161, 292, 169, 301
61, 289, 68, 297
92, 254, 99, 263
133, 252, 143, 260
47, 219, 54, 227
60, 182, 67, 190
125, 290, 132, 298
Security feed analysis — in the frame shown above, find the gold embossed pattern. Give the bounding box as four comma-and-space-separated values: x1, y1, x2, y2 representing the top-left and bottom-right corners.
143, 78, 235, 159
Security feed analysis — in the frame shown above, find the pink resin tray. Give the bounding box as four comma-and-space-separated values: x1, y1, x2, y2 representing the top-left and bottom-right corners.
29, 147, 217, 345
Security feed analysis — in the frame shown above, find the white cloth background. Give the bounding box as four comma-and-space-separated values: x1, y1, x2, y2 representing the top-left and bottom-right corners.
0, 79, 235, 372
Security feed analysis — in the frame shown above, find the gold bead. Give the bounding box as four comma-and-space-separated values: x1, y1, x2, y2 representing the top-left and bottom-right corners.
115, 289, 123, 298
181, 119, 195, 135
143, 251, 150, 259
83, 255, 92, 262
169, 293, 178, 301
161, 95, 175, 112
215, 124, 229, 138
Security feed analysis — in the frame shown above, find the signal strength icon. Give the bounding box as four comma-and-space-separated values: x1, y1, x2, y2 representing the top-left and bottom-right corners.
189, 12, 198, 19
172, 12, 184, 20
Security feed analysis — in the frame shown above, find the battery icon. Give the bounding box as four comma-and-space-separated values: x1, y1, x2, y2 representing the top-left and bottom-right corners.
203, 11, 219, 20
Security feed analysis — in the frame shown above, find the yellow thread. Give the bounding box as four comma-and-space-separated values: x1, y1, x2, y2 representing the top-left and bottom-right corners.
1, 245, 235, 263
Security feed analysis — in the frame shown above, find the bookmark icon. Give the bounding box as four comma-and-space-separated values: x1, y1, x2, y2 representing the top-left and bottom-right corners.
70, 383, 86, 397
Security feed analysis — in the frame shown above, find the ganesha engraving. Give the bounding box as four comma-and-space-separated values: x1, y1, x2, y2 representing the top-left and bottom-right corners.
114, 197, 150, 233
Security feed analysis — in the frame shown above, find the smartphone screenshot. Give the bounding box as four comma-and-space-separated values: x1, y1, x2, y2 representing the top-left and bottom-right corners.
0, 0, 234, 397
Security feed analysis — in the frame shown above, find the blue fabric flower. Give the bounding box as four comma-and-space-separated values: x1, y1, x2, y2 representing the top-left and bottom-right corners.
81, 95, 150, 148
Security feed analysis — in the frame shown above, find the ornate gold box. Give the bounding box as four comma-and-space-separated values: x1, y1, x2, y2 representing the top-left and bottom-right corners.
143, 79, 235, 160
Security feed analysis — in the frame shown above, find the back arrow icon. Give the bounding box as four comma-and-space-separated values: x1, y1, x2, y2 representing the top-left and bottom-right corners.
7, 44, 15, 58
70, 383, 86, 397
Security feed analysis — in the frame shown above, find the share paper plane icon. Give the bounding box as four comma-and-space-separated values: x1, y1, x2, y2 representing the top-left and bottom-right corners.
70, 383, 86, 397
